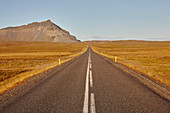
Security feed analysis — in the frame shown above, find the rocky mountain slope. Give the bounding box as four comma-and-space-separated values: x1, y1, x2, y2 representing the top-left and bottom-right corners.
0, 20, 78, 42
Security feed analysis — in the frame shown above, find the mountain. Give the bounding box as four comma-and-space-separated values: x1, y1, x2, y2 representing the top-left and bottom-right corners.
0, 20, 79, 42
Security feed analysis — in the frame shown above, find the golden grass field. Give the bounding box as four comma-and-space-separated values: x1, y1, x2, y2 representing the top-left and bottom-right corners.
0, 42, 88, 93
91, 40, 170, 87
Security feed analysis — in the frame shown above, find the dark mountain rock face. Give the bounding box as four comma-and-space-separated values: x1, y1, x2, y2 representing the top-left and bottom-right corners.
0, 20, 78, 42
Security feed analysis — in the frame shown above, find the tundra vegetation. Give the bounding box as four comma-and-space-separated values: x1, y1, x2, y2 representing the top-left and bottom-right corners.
0, 42, 88, 93
91, 41, 170, 87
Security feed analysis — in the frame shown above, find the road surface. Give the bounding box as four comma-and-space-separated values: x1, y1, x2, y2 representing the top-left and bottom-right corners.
0, 48, 170, 113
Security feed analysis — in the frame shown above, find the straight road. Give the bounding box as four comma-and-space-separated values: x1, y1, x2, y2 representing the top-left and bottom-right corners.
0, 47, 169, 113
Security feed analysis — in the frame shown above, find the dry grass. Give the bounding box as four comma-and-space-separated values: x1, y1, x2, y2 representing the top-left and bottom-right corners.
0, 42, 88, 93
91, 40, 170, 87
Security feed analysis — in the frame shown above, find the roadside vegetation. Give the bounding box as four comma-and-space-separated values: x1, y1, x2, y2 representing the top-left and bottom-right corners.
0, 42, 88, 93
91, 41, 170, 87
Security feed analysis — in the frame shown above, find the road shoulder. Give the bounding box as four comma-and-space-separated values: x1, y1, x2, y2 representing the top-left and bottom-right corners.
92, 50, 170, 101
0, 51, 87, 110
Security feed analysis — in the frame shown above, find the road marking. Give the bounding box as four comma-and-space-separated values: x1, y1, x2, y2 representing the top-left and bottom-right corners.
83, 51, 96, 113
90, 93, 96, 113
90, 70, 93, 88
83, 53, 90, 113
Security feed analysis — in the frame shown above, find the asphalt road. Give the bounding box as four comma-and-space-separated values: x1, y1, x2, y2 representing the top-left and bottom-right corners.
0, 48, 170, 113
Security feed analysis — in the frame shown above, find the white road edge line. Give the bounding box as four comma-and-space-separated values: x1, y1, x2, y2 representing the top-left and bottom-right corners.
83, 53, 90, 113
90, 70, 93, 88
91, 93, 96, 113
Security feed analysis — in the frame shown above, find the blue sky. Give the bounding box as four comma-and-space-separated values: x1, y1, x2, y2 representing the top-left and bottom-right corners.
0, 0, 170, 41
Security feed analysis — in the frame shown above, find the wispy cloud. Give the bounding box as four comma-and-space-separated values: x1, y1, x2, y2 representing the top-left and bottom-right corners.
91, 35, 125, 40
143, 37, 170, 41
89, 35, 142, 41
79, 35, 170, 41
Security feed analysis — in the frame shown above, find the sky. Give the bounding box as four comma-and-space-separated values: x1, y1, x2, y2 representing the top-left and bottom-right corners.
0, 0, 170, 41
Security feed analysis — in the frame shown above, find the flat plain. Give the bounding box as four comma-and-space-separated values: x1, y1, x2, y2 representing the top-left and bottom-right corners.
0, 42, 87, 93
0, 41, 170, 113
91, 41, 170, 87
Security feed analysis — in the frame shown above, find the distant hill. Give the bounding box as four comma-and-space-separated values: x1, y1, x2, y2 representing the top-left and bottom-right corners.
0, 20, 78, 42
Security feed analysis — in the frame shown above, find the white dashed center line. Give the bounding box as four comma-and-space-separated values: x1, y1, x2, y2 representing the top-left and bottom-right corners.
90, 70, 93, 88
83, 51, 96, 113
90, 93, 96, 113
